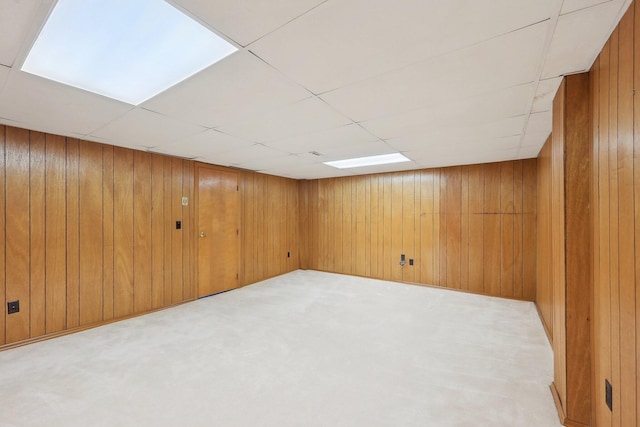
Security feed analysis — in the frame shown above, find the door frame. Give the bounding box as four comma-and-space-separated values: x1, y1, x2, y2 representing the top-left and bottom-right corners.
195, 162, 241, 297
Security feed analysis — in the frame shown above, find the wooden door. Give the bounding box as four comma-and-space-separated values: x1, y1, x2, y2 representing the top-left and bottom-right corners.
197, 166, 239, 297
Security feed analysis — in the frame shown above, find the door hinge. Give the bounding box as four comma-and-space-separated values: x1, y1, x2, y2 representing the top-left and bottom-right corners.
237, 185, 239, 191
237, 229, 239, 235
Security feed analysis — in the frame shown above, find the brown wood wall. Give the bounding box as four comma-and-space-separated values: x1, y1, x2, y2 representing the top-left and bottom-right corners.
590, 2, 640, 425
551, 78, 569, 419
538, 75, 592, 426
301, 160, 537, 300
536, 136, 553, 341
563, 74, 592, 427
0, 124, 195, 347
0, 125, 301, 349
240, 171, 299, 286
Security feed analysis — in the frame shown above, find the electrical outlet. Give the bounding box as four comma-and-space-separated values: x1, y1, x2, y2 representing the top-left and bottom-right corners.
7, 300, 19, 315
287, 252, 290, 258
409, 259, 414, 266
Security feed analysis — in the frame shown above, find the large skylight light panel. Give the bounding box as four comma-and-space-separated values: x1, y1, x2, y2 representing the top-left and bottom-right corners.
21, 0, 238, 105
324, 153, 411, 169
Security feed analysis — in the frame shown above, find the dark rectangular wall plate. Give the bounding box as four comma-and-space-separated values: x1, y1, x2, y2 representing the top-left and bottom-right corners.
7, 300, 19, 314
605, 379, 612, 411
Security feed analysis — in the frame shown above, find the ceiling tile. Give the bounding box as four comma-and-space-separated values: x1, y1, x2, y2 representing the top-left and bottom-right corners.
235, 153, 302, 171
478, 135, 524, 151
532, 77, 563, 112
561, 0, 613, 14
295, 139, 396, 162
411, 147, 521, 169
518, 145, 544, 158
362, 84, 534, 140
150, 129, 254, 159
143, 51, 310, 128
526, 111, 553, 135
171, 0, 326, 46
321, 22, 547, 122
0, 0, 47, 67
385, 136, 454, 153
521, 131, 551, 148
403, 135, 522, 160
215, 97, 352, 142
266, 124, 378, 154
384, 116, 525, 152
0, 70, 132, 137
251, 0, 556, 94
196, 143, 291, 169
542, 0, 630, 78
0, 0, 628, 179
0, 65, 9, 92
233, 153, 300, 171
90, 108, 206, 148
261, 162, 355, 180
86, 135, 152, 153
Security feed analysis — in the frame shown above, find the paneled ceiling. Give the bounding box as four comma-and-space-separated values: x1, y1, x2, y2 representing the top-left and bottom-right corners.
0, 0, 631, 179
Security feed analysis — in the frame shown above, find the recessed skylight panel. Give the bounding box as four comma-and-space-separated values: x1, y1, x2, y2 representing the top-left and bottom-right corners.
324, 153, 411, 169
21, 0, 238, 105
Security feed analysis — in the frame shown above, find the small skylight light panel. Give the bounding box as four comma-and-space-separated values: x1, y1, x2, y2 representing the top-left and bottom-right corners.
21, 0, 238, 105
324, 153, 411, 169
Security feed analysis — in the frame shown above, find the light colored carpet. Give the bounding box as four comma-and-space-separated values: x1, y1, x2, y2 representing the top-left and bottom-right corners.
0, 270, 560, 427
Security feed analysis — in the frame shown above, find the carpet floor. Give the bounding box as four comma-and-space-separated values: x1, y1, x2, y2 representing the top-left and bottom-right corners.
0, 270, 560, 426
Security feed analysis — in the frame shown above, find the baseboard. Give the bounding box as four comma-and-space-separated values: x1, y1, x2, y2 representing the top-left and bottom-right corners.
0, 299, 194, 352
564, 419, 589, 427
550, 383, 591, 427
310, 269, 535, 302
551, 383, 567, 425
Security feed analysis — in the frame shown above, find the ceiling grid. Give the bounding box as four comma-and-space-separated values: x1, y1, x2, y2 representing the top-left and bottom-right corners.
0, 0, 632, 178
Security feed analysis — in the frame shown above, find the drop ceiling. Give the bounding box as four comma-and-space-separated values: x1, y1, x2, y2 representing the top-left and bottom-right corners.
0, 0, 631, 179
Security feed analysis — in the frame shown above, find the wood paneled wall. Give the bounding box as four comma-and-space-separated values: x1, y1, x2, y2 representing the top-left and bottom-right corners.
300, 160, 537, 300
538, 75, 592, 426
239, 171, 299, 286
0, 125, 301, 350
0, 124, 195, 347
562, 74, 592, 427
537, 136, 553, 341
590, 3, 639, 426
